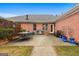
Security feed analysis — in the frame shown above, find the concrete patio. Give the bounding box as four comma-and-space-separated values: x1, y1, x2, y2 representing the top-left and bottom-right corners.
5, 35, 75, 56
6, 35, 74, 46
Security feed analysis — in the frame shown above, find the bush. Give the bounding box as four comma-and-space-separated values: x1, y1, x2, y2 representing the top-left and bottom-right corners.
0, 27, 15, 40
20, 29, 26, 32
54, 30, 62, 37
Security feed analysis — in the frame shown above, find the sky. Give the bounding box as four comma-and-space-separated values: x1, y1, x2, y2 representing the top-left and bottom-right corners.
0, 3, 76, 18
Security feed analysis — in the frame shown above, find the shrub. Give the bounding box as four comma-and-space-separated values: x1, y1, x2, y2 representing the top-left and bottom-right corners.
20, 29, 26, 32
0, 27, 15, 40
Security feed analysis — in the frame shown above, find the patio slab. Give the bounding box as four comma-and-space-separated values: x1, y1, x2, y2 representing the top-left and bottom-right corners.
5, 35, 76, 56
31, 46, 57, 56
6, 35, 75, 46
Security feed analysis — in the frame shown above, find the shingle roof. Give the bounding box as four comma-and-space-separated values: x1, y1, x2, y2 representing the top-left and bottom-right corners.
7, 15, 60, 23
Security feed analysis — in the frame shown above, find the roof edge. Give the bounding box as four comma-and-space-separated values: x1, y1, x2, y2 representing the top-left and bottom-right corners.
55, 4, 79, 22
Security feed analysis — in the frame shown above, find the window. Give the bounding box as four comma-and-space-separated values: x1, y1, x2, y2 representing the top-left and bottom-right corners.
33, 24, 36, 30
43, 24, 48, 30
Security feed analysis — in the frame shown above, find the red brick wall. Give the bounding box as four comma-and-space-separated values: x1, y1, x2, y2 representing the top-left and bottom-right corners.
20, 23, 54, 33
15, 23, 21, 33
36, 24, 43, 30
21, 23, 33, 32
55, 13, 79, 42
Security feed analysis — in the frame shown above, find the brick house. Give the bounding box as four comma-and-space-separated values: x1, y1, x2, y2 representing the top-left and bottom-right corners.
0, 17, 14, 28
6, 4, 79, 44
54, 4, 79, 44
7, 15, 59, 34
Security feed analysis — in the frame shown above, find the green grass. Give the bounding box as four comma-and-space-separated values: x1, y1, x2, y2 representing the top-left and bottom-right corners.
55, 46, 79, 56
0, 46, 33, 56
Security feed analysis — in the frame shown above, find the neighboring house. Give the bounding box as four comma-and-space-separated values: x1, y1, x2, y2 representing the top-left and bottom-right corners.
54, 4, 79, 44
7, 15, 59, 34
0, 17, 14, 28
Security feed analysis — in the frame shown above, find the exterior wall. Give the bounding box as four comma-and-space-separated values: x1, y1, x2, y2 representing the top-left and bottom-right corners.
36, 24, 43, 30
55, 13, 79, 43
36, 23, 54, 32
21, 23, 33, 32
20, 23, 54, 33
15, 23, 21, 33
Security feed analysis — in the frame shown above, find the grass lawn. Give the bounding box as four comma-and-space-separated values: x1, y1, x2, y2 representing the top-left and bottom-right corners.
0, 46, 33, 56
55, 46, 79, 56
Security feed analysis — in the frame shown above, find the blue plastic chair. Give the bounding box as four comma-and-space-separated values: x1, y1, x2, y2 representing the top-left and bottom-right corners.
69, 37, 75, 44
62, 35, 67, 42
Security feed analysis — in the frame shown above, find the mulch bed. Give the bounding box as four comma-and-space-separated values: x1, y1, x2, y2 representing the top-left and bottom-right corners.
0, 40, 8, 45
0, 35, 20, 45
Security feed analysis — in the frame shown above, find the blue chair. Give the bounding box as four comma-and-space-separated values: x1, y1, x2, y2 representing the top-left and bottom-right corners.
69, 37, 75, 44
62, 35, 68, 42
